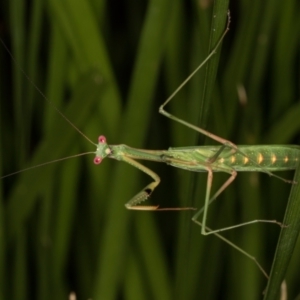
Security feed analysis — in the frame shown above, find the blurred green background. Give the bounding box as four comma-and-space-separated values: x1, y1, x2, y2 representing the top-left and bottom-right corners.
1, 0, 300, 299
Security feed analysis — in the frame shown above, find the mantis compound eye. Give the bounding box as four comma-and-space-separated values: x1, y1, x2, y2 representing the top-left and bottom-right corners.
98, 135, 106, 143
94, 156, 102, 164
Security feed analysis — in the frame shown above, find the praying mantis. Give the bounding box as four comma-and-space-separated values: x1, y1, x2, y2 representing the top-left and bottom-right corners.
2, 6, 300, 300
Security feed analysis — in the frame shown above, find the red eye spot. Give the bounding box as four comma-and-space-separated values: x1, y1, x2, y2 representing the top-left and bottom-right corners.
98, 135, 106, 143
94, 157, 102, 164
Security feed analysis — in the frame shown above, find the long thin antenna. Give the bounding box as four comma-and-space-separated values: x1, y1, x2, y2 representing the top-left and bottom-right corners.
1, 152, 95, 179
0, 38, 96, 146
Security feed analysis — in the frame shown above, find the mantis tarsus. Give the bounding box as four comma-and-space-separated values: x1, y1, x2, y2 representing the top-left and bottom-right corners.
2, 11, 298, 280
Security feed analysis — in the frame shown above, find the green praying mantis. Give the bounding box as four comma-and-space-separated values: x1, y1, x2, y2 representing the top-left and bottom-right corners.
1, 11, 298, 281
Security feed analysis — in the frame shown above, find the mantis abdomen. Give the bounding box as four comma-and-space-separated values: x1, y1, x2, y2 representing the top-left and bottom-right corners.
167, 145, 300, 173
218, 145, 300, 172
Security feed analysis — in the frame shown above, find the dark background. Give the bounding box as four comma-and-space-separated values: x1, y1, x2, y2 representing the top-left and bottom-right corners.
1, 0, 300, 299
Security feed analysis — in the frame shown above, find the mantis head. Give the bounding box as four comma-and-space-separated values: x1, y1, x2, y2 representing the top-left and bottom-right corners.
94, 135, 111, 164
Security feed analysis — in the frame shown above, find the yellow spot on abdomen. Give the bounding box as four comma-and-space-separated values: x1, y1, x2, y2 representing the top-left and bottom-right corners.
231, 156, 236, 164
243, 156, 249, 164
284, 156, 289, 163
257, 153, 263, 164
271, 154, 277, 164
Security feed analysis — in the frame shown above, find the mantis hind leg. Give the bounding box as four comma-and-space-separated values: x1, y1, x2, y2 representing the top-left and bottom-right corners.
158, 11, 235, 153
197, 223, 270, 279
191, 168, 285, 278
192, 169, 285, 236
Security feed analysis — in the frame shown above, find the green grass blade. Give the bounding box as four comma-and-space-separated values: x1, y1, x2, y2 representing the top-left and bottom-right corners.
263, 167, 300, 299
